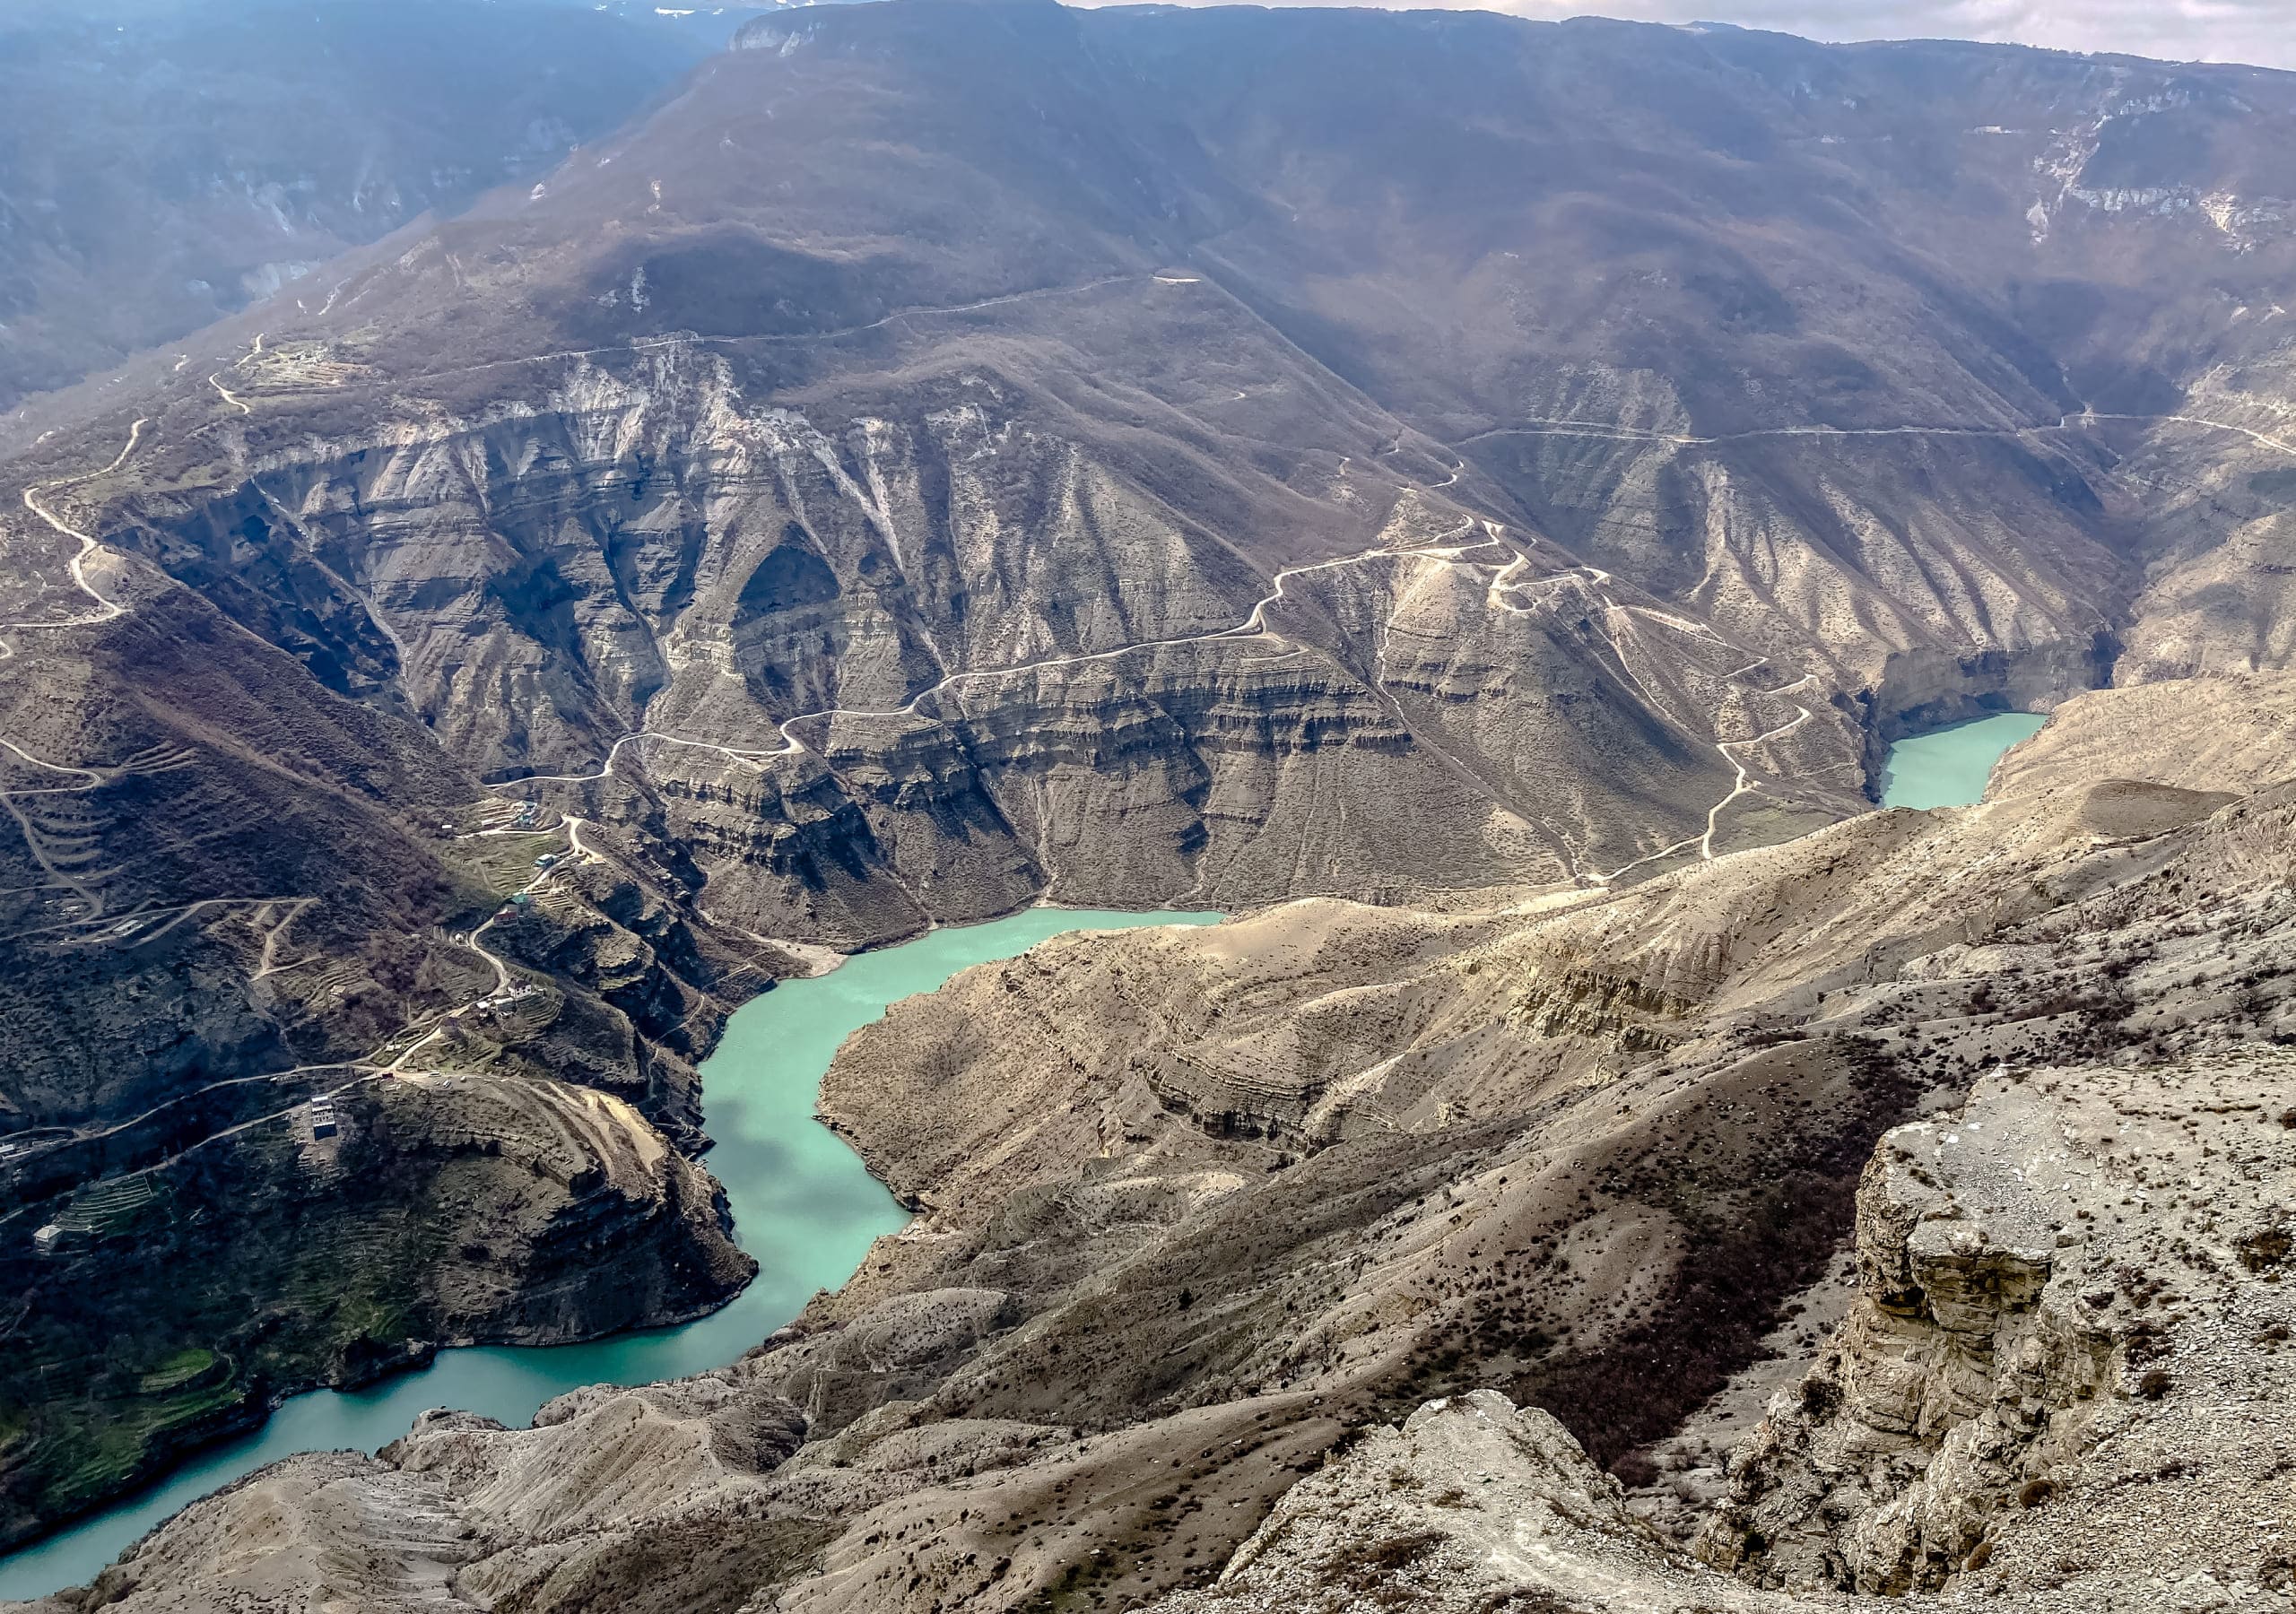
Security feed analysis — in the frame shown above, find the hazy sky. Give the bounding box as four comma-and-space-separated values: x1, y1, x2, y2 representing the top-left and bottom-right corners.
1083, 1, 2296, 71
1559, 2, 2296, 68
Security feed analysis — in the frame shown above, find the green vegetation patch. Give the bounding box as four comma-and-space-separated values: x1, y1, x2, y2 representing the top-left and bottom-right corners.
136, 1348, 220, 1394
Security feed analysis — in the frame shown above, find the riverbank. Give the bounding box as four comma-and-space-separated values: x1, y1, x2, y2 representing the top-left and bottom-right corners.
1876, 711, 2048, 808
0, 907, 1222, 1603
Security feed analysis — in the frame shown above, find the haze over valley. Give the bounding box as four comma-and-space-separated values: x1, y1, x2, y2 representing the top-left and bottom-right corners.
1, 3, 2293, 1610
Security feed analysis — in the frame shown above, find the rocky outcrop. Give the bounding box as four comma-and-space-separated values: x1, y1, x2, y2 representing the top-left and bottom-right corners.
1704, 1057, 2296, 1607
1147, 1391, 1796, 1614
1153, 1064, 2296, 1614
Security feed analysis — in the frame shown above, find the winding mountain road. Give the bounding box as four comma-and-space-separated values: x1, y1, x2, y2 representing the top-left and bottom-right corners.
7, 418, 142, 657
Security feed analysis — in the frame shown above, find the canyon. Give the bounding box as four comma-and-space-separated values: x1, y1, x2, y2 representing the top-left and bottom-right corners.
1, 0, 2295, 1607
18, 672, 2295, 1613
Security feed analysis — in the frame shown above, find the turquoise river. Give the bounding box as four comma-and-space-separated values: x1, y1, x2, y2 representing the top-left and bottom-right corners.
0, 712, 2047, 1599
1876, 710, 2048, 808
0, 907, 1221, 1601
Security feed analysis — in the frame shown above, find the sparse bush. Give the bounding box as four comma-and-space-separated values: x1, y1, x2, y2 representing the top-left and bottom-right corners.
1609, 1450, 1659, 1488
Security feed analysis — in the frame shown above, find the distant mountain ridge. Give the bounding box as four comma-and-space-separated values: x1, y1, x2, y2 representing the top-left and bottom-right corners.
0, 0, 749, 409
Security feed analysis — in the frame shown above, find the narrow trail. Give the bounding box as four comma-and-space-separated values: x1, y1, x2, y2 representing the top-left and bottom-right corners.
0, 733, 150, 924
0, 740, 202, 935
8, 418, 144, 655
1507, 561, 1823, 884
251, 898, 318, 979
5, 814, 595, 1173
2079, 408, 2296, 460
387, 814, 600, 1071
0, 792, 106, 916
0, 735, 103, 792
1699, 688, 1819, 860
200, 333, 265, 417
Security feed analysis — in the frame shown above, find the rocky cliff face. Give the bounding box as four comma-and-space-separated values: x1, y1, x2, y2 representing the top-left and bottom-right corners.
100, 316, 1838, 933
37, 0, 2296, 924
1703, 1058, 2296, 1605
1145, 1391, 1798, 1614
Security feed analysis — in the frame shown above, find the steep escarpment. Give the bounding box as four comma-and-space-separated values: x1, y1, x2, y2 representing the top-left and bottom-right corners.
0, 578, 472, 1131
1703, 1058, 2296, 1602
30, 373, 2142, 1081
94, 300, 1839, 929
0, 526, 784, 1542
